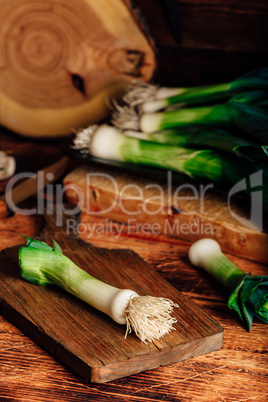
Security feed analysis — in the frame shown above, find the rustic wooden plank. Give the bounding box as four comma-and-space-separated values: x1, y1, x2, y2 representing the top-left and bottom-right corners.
155, 47, 268, 87
0, 212, 267, 399
0, 103, 267, 401
0, 214, 44, 251
0, 316, 266, 402
134, 0, 268, 54
63, 164, 268, 263
133, 0, 268, 87
0, 212, 223, 383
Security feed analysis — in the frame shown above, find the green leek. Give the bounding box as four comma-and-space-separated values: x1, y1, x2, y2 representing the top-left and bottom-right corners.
123, 127, 254, 154
73, 124, 253, 184
188, 238, 268, 331
19, 237, 178, 343
112, 103, 268, 143
124, 67, 268, 113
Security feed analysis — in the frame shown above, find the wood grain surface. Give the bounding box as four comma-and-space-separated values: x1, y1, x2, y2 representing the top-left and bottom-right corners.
0, 217, 223, 382
0, 128, 267, 400
1, 0, 268, 394
0, 0, 156, 137
134, 0, 268, 87
63, 164, 268, 264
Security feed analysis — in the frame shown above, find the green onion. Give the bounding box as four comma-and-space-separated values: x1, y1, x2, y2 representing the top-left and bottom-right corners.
73, 124, 253, 184
188, 238, 268, 331
112, 103, 268, 143
19, 237, 178, 343
124, 68, 268, 113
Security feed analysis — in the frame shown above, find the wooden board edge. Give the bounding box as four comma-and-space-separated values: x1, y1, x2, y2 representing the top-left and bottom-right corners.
0, 296, 224, 383
91, 331, 224, 383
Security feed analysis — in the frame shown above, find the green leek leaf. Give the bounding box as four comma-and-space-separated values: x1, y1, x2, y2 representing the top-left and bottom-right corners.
228, 90, 268, 106
21, 236, 53, 251
233, 145, 268, 177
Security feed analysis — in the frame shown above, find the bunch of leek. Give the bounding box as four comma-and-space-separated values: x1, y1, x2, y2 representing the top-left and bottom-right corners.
73, 67, 268, 212
19, 237, 178, 343
188, 239, 268, 331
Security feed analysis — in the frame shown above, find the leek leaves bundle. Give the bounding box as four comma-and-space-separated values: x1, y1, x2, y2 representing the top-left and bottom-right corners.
73, 67, 268, 213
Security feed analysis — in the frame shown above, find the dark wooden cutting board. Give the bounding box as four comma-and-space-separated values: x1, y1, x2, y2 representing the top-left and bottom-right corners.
0, 211, 223, 383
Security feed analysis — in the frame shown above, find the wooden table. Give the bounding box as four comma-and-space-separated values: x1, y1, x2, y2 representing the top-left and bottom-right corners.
0, 130, 267, 401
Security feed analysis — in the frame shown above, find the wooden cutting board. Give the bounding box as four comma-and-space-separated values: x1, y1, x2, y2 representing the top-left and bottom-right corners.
0, 211, 223, 383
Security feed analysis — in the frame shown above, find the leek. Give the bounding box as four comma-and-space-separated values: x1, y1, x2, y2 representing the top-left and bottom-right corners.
124, 67, 268, 113
188, 238, 268, 331
112, 102, 268, 143
19, 237, 178, 343
123, 127, 254, 154
73, 124, 253, 184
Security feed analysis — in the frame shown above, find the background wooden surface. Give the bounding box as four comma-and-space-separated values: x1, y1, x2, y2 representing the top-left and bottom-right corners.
1, 0, 268, 399
0, 127, 267, 401
134, 0, 268, 86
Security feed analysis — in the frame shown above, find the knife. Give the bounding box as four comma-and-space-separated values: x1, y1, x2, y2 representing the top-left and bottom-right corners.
0, 156, 69, 219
